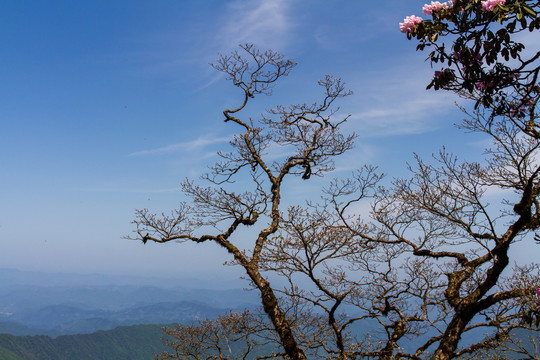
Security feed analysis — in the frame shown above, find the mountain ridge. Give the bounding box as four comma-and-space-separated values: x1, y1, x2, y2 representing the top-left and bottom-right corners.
0, 324, 171, 360
0, 300, 230, 336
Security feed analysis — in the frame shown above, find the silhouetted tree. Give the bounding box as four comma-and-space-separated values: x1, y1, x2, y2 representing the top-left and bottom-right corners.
131, 2, 540, 355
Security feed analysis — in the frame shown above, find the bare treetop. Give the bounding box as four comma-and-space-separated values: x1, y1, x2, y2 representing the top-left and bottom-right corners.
211, 44, 296, 100
131, 44, 356, 360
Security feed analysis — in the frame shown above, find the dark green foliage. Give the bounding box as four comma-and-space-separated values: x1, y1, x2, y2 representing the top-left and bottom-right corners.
0, 347, 22, 360
410, 0, 540, 109
0, 324, 171, 360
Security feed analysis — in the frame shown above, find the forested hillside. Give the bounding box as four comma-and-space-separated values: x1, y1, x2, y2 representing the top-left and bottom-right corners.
0, 317, 537, 359
0, 324, 169, 360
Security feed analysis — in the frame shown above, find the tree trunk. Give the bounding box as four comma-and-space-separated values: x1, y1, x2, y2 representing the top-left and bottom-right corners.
250, 270, 308, 360
431, 312, 473, 360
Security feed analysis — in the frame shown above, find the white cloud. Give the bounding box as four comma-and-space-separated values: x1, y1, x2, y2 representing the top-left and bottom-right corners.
218, 0, 293, 50
196, 71, 226, 92
349, 95, 453, 136
343, 59, 461, 137
128, 135, 230, 157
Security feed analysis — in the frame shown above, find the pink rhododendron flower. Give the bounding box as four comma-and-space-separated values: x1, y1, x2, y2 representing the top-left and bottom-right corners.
481, 0, 505, 11
536, 287, 540, 298
423, 1, 451, 15
400, 15, 423, 33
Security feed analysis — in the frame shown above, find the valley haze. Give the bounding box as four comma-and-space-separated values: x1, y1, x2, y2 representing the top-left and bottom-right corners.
0, 268, 259, 336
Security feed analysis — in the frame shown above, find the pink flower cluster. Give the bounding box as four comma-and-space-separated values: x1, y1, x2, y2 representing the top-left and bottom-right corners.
423, 1, 452, 15
400, 15, 423, 33
401, 0, 507, 33
481, 0, 505, 11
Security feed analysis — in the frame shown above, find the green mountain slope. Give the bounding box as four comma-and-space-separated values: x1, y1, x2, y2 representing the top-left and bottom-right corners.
0, 347, 21, 360
0, 324, 170, 360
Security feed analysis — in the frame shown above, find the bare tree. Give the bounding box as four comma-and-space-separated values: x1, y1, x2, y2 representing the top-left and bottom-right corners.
130, 44, 355, 360
131, 43, 540, 359
156, 310, 285, 360
313, 98, 540, 359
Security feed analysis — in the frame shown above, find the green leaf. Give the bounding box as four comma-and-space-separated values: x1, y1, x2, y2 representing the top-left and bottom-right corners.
501, 48, 510, 61
523, 5, 537, 17
507, 20, 516, 32
521, 17, 528, 29
510, 47, 518, 59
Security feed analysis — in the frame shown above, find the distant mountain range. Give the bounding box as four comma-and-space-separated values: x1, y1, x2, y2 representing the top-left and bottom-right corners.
0, 268, 259, 336
0, 268, 262, 359
2, 268, 536, 359
0, 300, 225, 335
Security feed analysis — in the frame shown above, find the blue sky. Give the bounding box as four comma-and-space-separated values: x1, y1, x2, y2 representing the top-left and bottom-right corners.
0, 0, 484, 282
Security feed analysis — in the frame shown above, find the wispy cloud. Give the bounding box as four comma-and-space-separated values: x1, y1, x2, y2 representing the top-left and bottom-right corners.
343, 60, 460, 137
218, 0, 294, 50
349, 95, 454, 136
128, 135, 230, 157
196, 71, 225, 92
